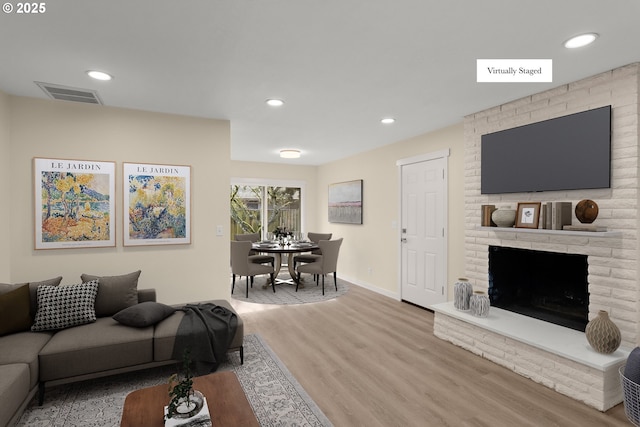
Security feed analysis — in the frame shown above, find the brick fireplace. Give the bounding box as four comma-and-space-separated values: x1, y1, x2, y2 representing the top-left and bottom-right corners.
434, 62, 639, 411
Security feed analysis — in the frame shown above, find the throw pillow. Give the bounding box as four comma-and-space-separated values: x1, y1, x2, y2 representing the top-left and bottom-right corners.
112, 302, 176, 327
0, 284, 32, 336
81, 270, 141, 317
31, 281, 99, 332
0, 276, 63, 317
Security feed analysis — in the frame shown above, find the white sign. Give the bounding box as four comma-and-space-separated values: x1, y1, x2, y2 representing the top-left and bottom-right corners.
477, 59, 553, 82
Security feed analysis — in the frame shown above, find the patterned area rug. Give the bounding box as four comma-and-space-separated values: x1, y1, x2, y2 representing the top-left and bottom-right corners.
17, 334, 333, 427
231, 274, 349, 305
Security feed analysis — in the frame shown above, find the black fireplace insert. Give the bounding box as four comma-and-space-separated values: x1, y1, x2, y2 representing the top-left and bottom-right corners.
488, 246, 589, 331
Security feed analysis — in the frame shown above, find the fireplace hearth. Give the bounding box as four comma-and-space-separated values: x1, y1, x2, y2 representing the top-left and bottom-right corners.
488, 246, 589, 332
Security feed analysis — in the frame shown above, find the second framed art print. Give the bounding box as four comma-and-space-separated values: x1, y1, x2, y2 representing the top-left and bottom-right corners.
124, 162, 191, 246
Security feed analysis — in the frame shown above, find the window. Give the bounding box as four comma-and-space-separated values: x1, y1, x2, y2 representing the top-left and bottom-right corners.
230, 181, 303, 240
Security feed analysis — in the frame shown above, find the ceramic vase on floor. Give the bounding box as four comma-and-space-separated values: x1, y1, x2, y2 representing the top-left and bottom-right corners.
585, 310, 621, 354
453, 278, 473, 311
469, 291, 490, 317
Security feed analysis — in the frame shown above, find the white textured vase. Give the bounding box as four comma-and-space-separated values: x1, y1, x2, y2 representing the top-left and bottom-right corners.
469, 291, 490, 318
453, 278, 473, 311
491, 209, 516, 228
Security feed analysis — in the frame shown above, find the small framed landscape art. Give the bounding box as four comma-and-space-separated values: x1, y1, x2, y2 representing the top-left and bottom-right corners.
328, 179, 363, 224
34, 157, 116, 249
516, 202, 541, 229
123, 162, 191, 246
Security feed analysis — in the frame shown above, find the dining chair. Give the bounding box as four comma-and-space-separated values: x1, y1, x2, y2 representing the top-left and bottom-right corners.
295, 238, 343, 295
293, 232, 332, 279
231, 240, 275, 298
235, 233, 275, 267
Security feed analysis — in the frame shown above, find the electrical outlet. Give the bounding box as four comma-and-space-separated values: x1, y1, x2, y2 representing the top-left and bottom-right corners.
216, 225, 223, 236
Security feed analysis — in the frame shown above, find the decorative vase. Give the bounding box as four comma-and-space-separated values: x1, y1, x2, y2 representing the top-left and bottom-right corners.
575, 199, 599, 224
170, 390, 205, 419
585, 310, 621, 354
491, 209, 516, 228
624, 347, 640, 385
469, 291, 490, 317
453, 278, 473, 311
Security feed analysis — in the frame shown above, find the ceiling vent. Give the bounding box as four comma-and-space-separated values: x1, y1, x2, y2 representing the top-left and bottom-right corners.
35, 82, 103, 105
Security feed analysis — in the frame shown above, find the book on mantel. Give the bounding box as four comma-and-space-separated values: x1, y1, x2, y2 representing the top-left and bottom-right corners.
563, 224, 608, 232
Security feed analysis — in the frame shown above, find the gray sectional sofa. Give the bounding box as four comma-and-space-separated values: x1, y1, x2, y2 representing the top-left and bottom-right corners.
0, 272, 243, 427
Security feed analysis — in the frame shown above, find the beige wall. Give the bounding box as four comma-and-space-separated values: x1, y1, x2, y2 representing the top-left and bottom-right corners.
7, 96, 231, 304
316, 123, 465, 298
0, 91, 10, 282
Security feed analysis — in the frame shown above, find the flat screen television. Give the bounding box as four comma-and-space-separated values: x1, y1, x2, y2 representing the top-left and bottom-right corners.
481, 105, 611, 194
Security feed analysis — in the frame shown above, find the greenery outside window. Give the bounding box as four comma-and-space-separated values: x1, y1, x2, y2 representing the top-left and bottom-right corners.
230, 182, 302, 240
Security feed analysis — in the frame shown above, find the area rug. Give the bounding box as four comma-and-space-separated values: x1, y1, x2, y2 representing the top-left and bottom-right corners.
16, 334, 333, 427
231, 274, 349, 305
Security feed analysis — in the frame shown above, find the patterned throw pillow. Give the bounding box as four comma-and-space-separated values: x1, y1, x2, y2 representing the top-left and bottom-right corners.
31, 281, 99, 332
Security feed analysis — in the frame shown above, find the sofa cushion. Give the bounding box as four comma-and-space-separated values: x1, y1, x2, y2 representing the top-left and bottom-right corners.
0, 284, 32, 336
81, 270, 141, 317
32, 281, 99, 331
113, 301, 175, 327
0, 331, 53, 388
38, 317, 154, 382
0, 276, 62, 317
0, 364, 30, 427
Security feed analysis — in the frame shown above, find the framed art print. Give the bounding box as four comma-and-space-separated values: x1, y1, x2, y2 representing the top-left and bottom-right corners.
516, 202, 541, 229
328, 179, 363, 224
123, 162, 191, 246
34, 157, 116, 249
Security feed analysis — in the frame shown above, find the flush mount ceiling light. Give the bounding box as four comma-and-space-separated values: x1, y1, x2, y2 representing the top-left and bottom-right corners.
381, 117, 396, 124
266, 99, 284, 107
280, 149, 301, 159
86, 70, 113, 81
564, 33, 598, 49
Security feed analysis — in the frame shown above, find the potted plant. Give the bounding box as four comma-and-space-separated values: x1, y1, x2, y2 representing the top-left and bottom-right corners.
166, 349, 205, 420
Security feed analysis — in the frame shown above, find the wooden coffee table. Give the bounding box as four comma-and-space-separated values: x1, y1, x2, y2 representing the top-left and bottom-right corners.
120, 371, 259, 426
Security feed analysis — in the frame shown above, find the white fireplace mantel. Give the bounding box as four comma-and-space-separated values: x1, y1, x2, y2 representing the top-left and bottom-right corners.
476, 226, 623, 238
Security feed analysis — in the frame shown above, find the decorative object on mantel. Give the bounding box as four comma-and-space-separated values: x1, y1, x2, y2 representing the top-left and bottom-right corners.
453, 278, 473, 311
469, 290, 490, 318
481, 205, 496, 227
575, 199, 599, 224
165, 350, 209, 425
491, 208, 516, 228
515, 202, 541, 229
585, 310, 621, 354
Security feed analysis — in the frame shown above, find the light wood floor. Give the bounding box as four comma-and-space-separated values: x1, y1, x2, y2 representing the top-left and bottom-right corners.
231, 282, 630, 427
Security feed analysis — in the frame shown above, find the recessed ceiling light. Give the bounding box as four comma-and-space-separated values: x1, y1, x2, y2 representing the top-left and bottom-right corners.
564, 33, 598, 49
381, 118, 396, 124
280, 149, 300, 159
266, 99, 284, 107
87, 70, 113, 81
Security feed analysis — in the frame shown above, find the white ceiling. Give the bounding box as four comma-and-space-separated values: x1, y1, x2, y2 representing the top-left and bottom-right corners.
1, 1, 639, 165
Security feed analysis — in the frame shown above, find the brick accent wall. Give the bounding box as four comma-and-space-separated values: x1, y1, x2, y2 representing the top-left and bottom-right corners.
464, 63, 640, 348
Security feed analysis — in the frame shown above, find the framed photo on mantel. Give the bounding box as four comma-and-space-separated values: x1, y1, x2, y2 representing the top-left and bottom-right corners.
123, 162, 191, 246
516, 202, 541, 229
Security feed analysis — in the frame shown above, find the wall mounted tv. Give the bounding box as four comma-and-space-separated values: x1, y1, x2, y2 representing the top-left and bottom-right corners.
481, 105, 611, 194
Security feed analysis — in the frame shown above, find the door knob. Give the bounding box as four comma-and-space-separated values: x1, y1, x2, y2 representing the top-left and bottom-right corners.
401, 238, 407, 243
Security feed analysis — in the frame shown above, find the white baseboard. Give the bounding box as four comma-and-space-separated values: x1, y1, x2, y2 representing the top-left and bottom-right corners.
340, 274, 400, 301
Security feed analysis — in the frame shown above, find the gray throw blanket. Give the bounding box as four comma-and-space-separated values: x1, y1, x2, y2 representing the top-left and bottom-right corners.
171, 303, 238, 375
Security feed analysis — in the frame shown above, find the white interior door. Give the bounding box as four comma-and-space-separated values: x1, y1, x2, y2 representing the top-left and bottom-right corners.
400, 156, 447, 309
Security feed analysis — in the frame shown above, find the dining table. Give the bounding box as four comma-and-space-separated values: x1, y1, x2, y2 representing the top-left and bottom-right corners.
252, 241, 319, 285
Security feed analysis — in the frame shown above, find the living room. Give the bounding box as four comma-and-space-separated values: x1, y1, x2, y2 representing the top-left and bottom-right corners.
2, 2, 640, 426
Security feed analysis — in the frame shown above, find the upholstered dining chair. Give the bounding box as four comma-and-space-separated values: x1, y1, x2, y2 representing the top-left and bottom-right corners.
293, 232, 332, 279
236, 233, 275, 267
295, 238, 343, 295
231, 240, 275, 298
